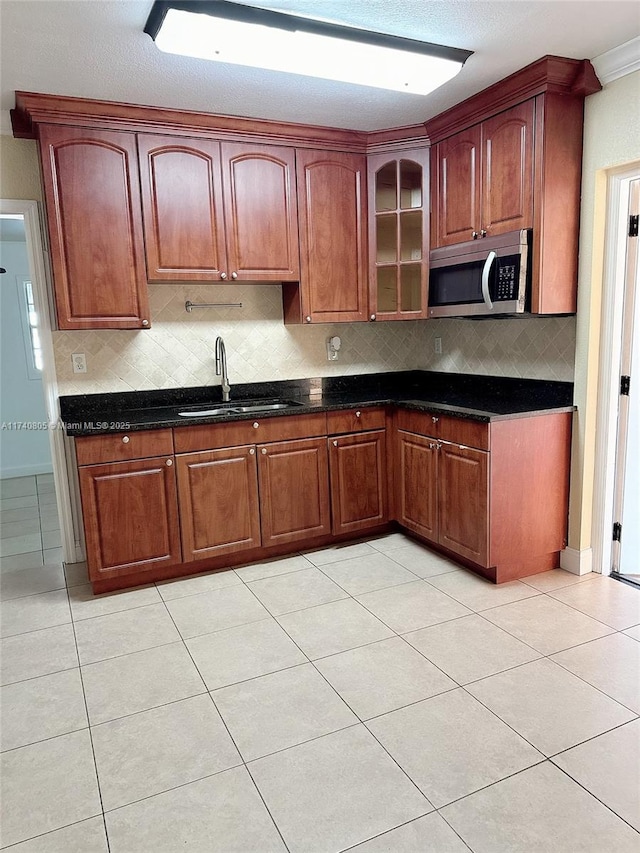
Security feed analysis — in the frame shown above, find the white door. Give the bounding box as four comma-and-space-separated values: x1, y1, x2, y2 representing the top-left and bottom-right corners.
613, 178, 640, 579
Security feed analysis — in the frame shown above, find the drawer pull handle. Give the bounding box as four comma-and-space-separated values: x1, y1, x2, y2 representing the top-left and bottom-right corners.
249, 448, 255, 455
355, 411, 361, 418
253, 422, 259, 429
166, 458, 173, 466
122, 436, 130, 444
261, 448, 267, 455
432, 416, 439, 423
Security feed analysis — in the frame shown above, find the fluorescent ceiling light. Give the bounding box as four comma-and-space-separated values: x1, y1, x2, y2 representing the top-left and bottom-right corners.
144, 1, 471, 96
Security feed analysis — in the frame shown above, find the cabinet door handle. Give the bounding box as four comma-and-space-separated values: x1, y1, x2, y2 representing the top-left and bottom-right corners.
472, 231, 478, 239
249, 448, 255, 455
122, 435, 130, 443
141, 319, 149, 326
305, 316, 312, 323
480, 229, 487, 238
220, 272, 227, 280
370, 314, 376, 321
253, 422, 259, 429
231, 271, 238, 280
431, 416, 439, 423
429, 442, 437, 450
165, 458, 173, 466
355, 411, 361, 418
333, 440, 338, 447
261, 448, 267, 455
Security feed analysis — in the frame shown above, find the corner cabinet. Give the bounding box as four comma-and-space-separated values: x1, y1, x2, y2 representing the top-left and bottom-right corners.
38, 125, 151, 330
283, 149, 368, 324
367, 149, 430, 320
138, 135, 300, 282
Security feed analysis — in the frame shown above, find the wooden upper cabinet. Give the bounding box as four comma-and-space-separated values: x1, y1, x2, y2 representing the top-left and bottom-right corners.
481, 100, 534, 237
138, 134, 226, 281
221, 143, 299, 281
368, 149, 429, 320
38, 125, 150, 329
432, 102, 533, 247
138, 135, 298, 282
288, 149, 368, 323
432, 126, 481, 248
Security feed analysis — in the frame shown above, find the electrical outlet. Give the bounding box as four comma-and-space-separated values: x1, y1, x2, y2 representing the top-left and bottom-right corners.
71, 353, 87, 374
326, 335, 341, 361
434, 337, 442, 355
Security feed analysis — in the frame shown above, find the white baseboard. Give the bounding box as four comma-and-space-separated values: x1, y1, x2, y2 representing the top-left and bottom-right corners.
560, 547, 594, 576
1, 463, 54, 479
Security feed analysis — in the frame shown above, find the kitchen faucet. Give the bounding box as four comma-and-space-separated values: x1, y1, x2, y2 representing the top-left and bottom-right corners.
215, 336, 231, 402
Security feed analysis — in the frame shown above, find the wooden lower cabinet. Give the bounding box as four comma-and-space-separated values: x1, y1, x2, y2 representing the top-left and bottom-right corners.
258, 436, 331, 546
397, 431, 438, 542
78, 456, 181, 579
175, 446, 261, 561
329, 430, 387, 535
438, 441, 489, 565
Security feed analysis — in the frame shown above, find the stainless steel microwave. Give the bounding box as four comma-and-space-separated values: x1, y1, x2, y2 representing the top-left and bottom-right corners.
429, 229, 531, 318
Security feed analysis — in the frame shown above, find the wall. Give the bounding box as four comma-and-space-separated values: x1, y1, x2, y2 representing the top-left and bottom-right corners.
569, 69, 640, 557
0, 136, 43, 201
52, 282, 575, 395
0, 239, 52, 477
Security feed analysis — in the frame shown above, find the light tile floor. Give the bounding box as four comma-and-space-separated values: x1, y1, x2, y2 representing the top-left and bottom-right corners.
1, 526, 639, 851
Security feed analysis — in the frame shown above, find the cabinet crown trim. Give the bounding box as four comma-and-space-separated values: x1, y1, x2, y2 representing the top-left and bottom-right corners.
425, 55, 601, 143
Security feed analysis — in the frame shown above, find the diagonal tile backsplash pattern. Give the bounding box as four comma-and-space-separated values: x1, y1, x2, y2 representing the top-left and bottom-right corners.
52, 284, 576, 395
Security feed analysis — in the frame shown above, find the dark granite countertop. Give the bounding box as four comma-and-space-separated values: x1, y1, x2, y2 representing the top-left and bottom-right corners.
59, 371, 575, 436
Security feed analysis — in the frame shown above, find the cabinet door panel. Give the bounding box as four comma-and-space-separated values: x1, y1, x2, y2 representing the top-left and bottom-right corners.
258, 437, 331, 546
296, 149, 367, 321
481, 101, 534, 236
39, 125, 149, 329
397, 430, 438, 543
438, 442, 489, 565
79, 457, 180, 579
138, 135, 226, 281
433, 126, 481, 248
222, 143, 299, 281
329, 431, 387, 535
176, 447, 261, 561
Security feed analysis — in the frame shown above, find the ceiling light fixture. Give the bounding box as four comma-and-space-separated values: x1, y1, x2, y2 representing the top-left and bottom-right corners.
144, 1, 472, 95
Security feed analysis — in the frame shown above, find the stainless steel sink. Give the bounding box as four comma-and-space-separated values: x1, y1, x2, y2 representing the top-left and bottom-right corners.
177, 400, 303, 418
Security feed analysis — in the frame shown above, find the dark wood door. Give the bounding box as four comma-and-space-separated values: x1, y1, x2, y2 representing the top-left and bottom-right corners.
432, 126, 481, 248
258, 437, 331, 547
329, 430, 387, 535
176, 446, 261, 561
138, 134, 227, 281
221, 142, 299, 281
438, 442, 489, 565
396, 430, 438, 543
295, 149, 368, 322
78, 456, 181, 580
481, 101, 534, 237
39, 125, 150, 329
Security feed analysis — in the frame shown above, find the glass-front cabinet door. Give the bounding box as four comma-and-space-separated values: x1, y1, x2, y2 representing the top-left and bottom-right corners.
367, 149, 430, 320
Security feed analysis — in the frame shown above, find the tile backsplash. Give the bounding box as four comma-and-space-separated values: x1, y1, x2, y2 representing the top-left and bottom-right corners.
52, 284, 576, 395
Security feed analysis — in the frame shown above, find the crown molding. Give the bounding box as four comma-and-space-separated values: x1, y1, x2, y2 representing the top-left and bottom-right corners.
592, 37, 640, 85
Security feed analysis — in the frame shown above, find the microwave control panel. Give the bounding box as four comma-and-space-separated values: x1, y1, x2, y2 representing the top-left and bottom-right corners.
496, 264, 517, 300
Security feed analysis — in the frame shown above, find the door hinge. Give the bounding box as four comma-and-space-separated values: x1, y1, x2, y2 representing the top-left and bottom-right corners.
630, 215, 639, 238
621, 375, 631, 396
613, 522, 622, 542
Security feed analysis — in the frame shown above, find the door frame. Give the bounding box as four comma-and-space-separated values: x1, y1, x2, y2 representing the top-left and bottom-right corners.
591, 163, 640, 575
0, 199, 80, 564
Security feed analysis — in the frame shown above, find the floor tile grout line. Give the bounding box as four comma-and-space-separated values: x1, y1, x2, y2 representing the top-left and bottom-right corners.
548, 716, 640, 762
153, 592, 293, 853
79, 638, 187, 671
551, 758, 640, 836
0, 721, 90, 756
0, 661, 81, 689
336, 810, 474, 853
0, 814, 105, 851
67, 598, 113, 853
431, 756, 550, 811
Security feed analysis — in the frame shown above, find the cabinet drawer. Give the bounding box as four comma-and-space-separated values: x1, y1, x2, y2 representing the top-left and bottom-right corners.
327, 407, 387, 435
173, 412, 328, 453
395, 409, 489, 450
75, 429, 174, 465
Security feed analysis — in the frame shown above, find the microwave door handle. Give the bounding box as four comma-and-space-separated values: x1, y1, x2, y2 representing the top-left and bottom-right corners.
481, 251, 497, 310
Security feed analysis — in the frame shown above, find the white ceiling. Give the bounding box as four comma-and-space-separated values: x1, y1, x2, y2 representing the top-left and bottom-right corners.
1, 1, 639, 134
